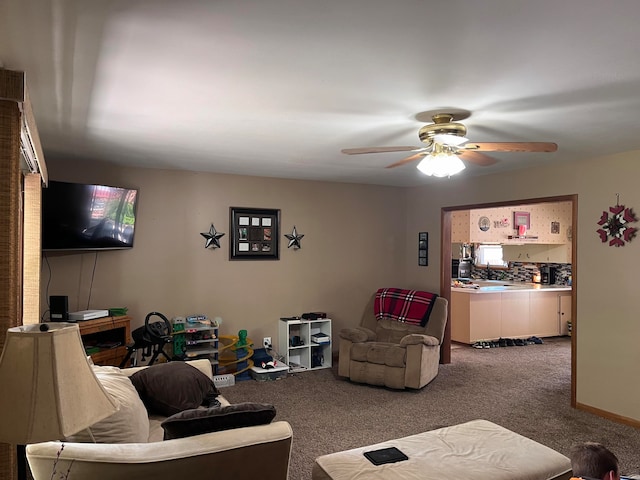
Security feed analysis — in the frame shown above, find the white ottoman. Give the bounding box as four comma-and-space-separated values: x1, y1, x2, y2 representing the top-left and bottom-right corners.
312, 419, 572, 480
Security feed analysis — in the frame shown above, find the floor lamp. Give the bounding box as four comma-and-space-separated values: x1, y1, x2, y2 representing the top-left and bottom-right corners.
0, 323, 118, 480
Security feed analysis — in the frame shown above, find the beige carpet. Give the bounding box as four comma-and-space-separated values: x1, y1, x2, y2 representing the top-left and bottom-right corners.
222, 337, 640, 480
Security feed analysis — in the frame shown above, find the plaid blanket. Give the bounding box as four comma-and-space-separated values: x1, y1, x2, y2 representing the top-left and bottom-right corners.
374, 288, 439, 327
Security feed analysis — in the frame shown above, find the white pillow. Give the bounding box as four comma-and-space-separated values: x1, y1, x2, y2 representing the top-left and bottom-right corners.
65, 365, 150, 443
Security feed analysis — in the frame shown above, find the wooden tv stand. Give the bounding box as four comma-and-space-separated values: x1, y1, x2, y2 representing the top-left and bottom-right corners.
78, 315, 131, 366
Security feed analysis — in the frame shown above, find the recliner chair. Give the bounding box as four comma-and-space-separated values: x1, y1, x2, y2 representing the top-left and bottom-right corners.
338, 289, 448, 390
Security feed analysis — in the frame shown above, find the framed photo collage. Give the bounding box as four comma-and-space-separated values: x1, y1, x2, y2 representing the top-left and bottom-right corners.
230, 207, 280, 260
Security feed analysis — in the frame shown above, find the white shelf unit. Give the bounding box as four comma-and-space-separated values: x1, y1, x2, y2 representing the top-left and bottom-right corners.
278, 318, 332, 373
183, 323, 219, 373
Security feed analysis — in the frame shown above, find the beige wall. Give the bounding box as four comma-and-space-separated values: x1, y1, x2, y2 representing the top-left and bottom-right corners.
43, 152, 640, 423
42, 158, 408, 350
404, 151, 640, 423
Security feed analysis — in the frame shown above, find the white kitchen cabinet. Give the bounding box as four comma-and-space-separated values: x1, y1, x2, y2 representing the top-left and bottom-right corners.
529, 292, 561, 337
500, 291, 530, 338
451, 292, 502, 343
451, 289, 572, 343
529, 291, 573, 337
559, 293, 572, 335
450, 291, 471, 342
503, 244, 571, 264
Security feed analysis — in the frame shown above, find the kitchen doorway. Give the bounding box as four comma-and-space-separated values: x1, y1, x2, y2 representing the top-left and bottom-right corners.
440, 194, 577, 407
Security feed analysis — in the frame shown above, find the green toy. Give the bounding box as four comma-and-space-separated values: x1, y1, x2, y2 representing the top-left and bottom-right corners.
237, 329, 248, 347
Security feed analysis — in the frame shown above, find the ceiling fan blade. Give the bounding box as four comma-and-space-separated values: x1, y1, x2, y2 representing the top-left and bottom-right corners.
341, 146, 421, 155
385, 151, 427, 169
458, 150, 499, 167
460, 142, 558, 153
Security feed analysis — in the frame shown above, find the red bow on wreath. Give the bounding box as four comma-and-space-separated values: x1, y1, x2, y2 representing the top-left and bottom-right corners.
596, 203, 637, 247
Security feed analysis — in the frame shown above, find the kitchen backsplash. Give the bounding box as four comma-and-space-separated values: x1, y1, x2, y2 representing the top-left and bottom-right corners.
471, 262, 572, 285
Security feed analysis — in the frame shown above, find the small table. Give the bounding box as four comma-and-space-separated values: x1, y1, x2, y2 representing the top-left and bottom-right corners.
312, 419, 571, 480
78, 315, 131, 366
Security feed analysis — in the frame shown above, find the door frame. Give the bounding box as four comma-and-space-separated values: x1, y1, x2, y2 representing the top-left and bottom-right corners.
440, 194, 577, 407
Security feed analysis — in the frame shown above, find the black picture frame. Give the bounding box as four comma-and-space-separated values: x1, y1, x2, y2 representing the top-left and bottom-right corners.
418, 231, 428, 267
230, 207, 280, 260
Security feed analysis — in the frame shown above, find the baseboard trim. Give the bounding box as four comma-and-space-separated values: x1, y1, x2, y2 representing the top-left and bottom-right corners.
575, 402, 640, 429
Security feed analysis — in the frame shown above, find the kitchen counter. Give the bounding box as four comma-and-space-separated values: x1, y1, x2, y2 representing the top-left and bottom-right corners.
451, 283, 571, 295
450, 282, 572, 344
452, 282, 571, 293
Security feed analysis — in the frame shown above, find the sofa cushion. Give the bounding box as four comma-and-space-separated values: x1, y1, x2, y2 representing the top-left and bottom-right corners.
400, 333, 439, 347
375, 318, 426, 344
339, 328, 369, 343
351, 342, 406, 367
130, 362, 220, 416
161, 402, 276, 440
65, 365, 150, 443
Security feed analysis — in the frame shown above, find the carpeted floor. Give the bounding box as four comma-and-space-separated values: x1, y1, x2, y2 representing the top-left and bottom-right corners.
222, 337, 640, 480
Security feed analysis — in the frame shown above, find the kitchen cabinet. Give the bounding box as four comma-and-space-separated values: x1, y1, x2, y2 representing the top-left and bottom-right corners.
529, 291, 573, 337
451, 289, 572, 344
559, 293, 571, 335
451, 292, 502, 343
503, 244, 571, 264
500, 292, 530, 338
529, 292, 561, 337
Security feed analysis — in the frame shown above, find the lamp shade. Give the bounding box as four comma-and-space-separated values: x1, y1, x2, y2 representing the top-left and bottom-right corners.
0, 323, 118, 444
416, 152, 466, 177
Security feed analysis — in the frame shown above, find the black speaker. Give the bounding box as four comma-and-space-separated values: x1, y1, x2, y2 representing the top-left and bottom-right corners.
50, 295, 69, 321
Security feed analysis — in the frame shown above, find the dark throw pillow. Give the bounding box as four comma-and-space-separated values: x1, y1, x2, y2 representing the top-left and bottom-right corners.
130, 362, 220, 416
161, 402, 276, 440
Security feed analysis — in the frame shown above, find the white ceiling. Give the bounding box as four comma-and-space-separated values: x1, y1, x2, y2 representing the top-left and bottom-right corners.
2, 0, 640, 187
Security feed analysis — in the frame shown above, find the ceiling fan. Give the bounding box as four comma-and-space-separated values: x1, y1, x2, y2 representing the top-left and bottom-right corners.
341, 112, 557, 176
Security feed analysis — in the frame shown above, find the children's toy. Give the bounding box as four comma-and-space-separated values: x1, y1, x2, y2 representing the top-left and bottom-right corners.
261, 360, 277, 369
218, 332, 254, 378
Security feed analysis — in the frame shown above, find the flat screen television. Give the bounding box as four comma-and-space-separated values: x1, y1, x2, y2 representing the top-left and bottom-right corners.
42, 180, 139, 251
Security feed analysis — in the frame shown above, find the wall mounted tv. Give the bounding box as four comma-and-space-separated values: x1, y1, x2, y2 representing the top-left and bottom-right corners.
42, 180, 139, 251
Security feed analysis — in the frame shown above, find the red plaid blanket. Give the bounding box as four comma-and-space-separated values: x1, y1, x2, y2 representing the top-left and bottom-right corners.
374, 288, 439, 327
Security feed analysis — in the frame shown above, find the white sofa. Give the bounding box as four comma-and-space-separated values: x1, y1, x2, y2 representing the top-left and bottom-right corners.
26, 359, 293, 480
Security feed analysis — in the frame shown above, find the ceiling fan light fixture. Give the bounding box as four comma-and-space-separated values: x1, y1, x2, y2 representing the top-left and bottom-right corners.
416, 152, 466, 177
432, 133, 468, 146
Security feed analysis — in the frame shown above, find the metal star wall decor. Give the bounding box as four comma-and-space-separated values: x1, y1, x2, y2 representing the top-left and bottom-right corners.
284, 225, 304, 249
200, 224, 225, 249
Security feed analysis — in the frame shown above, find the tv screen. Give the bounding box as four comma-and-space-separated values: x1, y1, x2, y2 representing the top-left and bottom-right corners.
42, 181, 139, 251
